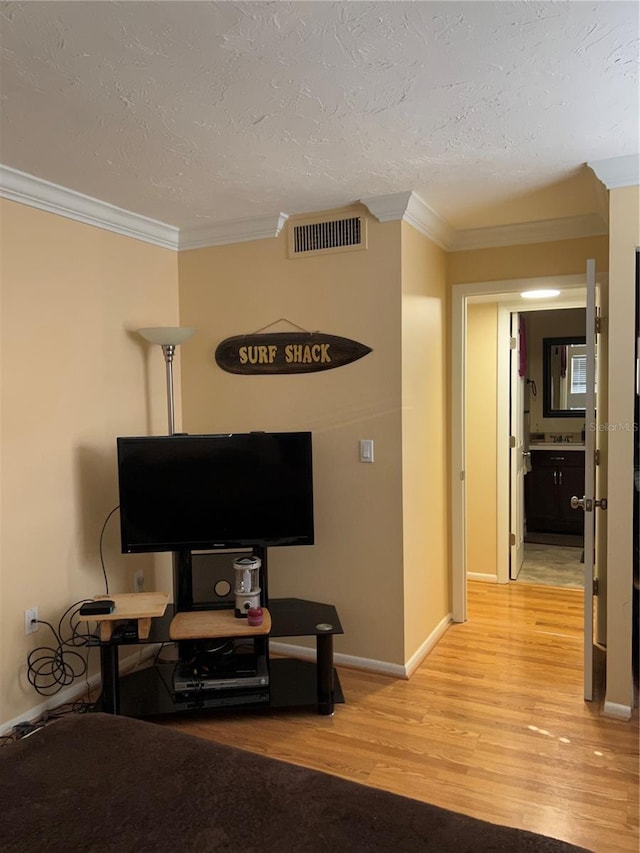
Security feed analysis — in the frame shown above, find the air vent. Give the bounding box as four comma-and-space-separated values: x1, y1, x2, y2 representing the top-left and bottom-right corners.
288, 211, 367, 258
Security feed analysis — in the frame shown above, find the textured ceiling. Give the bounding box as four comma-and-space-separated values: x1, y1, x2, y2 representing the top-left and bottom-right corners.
0, 1, 637, 233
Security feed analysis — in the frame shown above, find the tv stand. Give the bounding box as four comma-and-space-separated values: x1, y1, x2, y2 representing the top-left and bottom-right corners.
94, 548, 344, 719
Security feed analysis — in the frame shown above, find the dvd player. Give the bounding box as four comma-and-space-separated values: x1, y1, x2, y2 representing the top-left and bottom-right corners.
172, 653, 268, 695
174, 689, 270, 712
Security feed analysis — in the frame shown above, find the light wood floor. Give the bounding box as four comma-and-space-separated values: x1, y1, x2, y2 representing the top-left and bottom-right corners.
163, 582, 639, 853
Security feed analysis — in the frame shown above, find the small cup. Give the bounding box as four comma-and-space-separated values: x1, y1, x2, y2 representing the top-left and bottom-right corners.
247, 607, 264, 627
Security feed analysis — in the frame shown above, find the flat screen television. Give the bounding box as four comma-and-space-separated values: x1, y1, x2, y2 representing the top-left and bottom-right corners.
116, 432, 314, 553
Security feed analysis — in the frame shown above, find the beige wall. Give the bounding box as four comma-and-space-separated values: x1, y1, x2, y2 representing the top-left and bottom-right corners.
465, 303, 498, 578
0, 199, 178, 726
448, 235, 609, 285
605, 185, 639, 712
178, 212, 411, 665
400, 222, 449, 660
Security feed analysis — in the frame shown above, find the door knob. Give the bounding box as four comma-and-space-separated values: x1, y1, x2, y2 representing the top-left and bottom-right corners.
571, 495, 593, 511
570, 496, 606, 512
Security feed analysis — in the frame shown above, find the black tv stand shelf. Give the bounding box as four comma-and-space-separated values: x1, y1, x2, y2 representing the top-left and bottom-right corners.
95, 597, 344, 719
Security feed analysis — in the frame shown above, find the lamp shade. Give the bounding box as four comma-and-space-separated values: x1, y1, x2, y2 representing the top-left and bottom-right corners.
137, 327, 195, 346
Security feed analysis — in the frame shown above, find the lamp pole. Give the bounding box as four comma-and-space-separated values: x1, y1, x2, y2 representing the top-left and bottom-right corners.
161, 344, 177, 436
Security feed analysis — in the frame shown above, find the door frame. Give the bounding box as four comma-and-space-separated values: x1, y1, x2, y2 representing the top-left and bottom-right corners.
451, 273, 590, 622
509, 310, 525, 581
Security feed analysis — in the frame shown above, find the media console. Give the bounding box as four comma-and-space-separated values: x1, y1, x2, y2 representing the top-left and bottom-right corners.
103, 432, 340, 718
93, 536, 345, 719
96, 597, 343, 718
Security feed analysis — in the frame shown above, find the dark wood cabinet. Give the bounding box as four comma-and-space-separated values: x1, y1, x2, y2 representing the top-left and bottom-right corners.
525, 450, 585, 535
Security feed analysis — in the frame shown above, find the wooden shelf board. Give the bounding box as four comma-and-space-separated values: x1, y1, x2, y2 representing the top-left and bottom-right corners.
169, 608, 271, 640
77, 592, 170, 622
75, 593, 170, 642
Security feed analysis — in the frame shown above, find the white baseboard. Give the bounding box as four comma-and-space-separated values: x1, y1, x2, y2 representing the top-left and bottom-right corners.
603, 700, 633, 721
0, 646, 158, 737
269, 641, 407, 677
467, 572, 498, 583
0, 673, 102, 737
270, 613, 452, 680
335, 653, 407, 678
404, 613, 452, 678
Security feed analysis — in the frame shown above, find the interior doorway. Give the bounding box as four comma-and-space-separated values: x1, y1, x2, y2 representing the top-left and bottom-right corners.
453, 264, 613, 707
510, 306, 587, 590
451, 273, 588, 622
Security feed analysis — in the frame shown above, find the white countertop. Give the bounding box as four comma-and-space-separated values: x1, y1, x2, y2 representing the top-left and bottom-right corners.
529, 444, 585, 451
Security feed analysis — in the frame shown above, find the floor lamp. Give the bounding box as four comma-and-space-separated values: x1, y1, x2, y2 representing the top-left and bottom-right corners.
137, 327, 195, 436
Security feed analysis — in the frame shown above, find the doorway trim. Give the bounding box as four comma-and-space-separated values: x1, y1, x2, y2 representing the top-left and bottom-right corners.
451, 273, 588, 622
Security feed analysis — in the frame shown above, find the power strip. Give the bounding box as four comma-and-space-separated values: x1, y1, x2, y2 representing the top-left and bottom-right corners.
13, 721, 46, 739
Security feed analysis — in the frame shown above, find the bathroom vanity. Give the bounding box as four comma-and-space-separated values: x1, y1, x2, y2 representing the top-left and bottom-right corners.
525, 446, 585, 536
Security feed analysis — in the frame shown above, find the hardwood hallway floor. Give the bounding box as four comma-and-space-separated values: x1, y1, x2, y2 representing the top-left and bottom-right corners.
164, 582, 639, 853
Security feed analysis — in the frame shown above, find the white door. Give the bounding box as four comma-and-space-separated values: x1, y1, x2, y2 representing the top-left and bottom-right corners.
510, 312, 525, 579
573, 259, 608, 701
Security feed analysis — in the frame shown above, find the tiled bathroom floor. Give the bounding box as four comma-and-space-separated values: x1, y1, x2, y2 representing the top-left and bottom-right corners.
516, 543, 584, 588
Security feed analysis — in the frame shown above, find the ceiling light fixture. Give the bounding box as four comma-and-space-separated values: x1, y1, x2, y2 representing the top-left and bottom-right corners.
520, 289, 561, 299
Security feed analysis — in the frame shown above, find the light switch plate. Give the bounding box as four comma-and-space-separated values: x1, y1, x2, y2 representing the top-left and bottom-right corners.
359, 439, 374, 463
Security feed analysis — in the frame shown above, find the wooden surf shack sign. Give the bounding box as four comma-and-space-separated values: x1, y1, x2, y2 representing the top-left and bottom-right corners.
215, 331, 372, 375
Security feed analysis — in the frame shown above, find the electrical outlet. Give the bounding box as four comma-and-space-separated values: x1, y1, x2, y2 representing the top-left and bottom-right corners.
24, 607, 38, 635
133, 570, 144, 594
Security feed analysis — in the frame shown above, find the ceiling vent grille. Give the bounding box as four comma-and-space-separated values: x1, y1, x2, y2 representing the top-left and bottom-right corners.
288, 212, 367, 258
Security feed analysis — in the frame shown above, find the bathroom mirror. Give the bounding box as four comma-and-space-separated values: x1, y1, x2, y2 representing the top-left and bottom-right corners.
542, 336, 587, 418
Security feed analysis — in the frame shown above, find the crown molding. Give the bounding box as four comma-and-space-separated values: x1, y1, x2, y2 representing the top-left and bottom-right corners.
0, 163, 287, 251
0, 164, 179, 250
450, 212, 608, 252
1, 165, 611, 254
360, 191, 454, 249
360, 190, 413, 221
178, 212, 289, 250
588, 154, 640, 189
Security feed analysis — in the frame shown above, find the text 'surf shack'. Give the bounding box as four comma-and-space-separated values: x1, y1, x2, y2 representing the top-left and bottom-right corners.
215, 332, 372, 375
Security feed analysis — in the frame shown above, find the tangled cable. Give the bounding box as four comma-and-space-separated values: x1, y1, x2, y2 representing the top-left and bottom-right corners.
26, 601, 99, 696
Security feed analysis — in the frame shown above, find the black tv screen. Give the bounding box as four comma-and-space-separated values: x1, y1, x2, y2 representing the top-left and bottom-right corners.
117, 432, 314, 553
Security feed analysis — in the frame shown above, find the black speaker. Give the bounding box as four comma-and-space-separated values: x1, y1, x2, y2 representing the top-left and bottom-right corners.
190, 549, 253, 609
